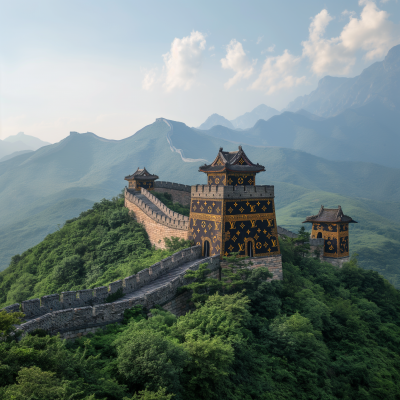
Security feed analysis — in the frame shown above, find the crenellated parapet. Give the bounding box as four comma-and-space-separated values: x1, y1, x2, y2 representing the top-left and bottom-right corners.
125, 188, 190, 231
154, 181, 191, 192
140, 188, 190, 222
10, 252, 219, 338
2, 246, 202, 321
191, 184, 274, 199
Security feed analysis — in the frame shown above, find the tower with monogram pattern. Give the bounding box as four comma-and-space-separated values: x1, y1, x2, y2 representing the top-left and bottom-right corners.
189, 147, 281, 261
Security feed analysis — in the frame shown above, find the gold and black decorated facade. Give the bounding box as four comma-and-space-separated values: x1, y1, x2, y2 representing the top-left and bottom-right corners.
200, 146, 265, 188
304, 206, 356, 259
189, 185, 280, 259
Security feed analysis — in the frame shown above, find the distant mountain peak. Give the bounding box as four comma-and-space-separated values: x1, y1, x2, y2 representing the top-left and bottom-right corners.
285, 44, 400, 117
197, 114, 234, 130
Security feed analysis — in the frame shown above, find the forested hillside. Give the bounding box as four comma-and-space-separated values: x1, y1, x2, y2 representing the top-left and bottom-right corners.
0, 193, 190, 308
1, 235, 400, 399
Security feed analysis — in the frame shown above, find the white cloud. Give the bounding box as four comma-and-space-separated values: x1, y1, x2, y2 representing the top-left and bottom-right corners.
257, 36, 263, 45
208, 45, 215, 51
162, 31, 206, 91
220, 39, 255, 89
302, 1, 400, 75
250, 50, 306, 94
142, 68, 157, 91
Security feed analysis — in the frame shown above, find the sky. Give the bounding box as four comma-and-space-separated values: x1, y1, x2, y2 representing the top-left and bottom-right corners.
0, 0, 399, 142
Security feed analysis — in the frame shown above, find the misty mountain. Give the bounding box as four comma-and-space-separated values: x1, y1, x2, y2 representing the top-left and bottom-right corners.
231, 104, 280, 129
4, 132, 50, 150
201, 100, 400, 169
198, 104, 280, 130
0, 132, 50, 160
286, 44, 400, 117
197, 114, 234, 130
1, 118, 400, 284
0, 150, 34, 163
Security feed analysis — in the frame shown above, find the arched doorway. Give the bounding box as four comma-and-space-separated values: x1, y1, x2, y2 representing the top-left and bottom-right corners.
317, 232, 322, 239
204, 240, 210, 257
247, 241, 253, 257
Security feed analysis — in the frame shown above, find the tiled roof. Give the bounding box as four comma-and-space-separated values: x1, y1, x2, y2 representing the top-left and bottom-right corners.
199, 146, 265, 174
303, 206, 357, 223
125, 167, 159, 181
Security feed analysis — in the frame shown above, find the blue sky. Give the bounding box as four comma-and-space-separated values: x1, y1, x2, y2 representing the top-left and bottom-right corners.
0, 0, 399, 142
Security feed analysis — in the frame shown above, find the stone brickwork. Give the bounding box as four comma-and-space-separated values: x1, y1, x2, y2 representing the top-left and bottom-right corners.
323, 256, 349, 268
2, 246, 202, 321
140, 188, 190, 221
5, 251, 220, 338
221, 255, 283, 281
162, 290, 194, 317
154, 181, 191, 206
191, 184, 274, 200
125, 189, 190, 249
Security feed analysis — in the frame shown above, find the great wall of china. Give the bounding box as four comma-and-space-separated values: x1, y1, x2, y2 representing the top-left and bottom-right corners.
2, 181, 324, 339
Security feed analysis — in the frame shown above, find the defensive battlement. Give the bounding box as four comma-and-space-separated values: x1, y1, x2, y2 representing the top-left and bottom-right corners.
154, 181, 191, 193
3, 246, 202, 320
125, 188, 190, 230
191, 184, 274, 199
140, 188, 190, 222
10, 252, 220, 337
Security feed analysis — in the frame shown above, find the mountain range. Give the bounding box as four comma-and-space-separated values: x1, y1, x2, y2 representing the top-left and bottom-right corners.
198, 104, 280, 130
0, 132, 50, 161
0, 118, 399, 288
195, 45, 400, 168
285, 44, 400, 117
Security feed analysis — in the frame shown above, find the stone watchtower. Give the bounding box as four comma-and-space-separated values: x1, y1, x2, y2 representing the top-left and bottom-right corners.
124, 167, 159, 191
303, 205, 357, 266
189, 147, 281, 268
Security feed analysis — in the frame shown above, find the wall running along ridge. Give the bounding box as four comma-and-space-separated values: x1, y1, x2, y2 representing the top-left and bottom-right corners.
2, 246, 203, 321
154, 181, 191, 206
125, 188, 190, 248
3, 248, 221, 339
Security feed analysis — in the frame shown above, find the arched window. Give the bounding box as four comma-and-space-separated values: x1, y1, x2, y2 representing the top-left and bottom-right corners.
247, 241, 253, 257
317, 232, 322, 239
204, 240, 210, 257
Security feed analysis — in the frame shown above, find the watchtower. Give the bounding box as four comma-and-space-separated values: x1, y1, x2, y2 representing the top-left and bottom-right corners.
189, 146, 281, 260
303, 206, 357, 264
124, 168, 159, 191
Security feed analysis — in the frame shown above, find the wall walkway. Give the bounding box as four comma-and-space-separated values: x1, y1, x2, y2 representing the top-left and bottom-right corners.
2, 246, 220, 339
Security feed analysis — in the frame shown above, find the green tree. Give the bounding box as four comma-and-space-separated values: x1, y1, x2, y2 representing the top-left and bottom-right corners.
0, 310, 25, 340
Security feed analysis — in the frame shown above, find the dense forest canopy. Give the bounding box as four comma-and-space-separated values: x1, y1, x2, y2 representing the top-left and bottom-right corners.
0, 193, 190, 308
1, 233, 400, 399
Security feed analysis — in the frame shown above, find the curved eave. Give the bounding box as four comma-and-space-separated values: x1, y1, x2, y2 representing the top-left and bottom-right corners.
199, 166, 265, 173
124, 175, 159, 181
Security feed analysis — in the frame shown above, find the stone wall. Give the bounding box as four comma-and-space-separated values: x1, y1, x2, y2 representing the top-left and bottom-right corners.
10, 253, 220, 338
2, 246, 202, 320
221, 255, 283, 281
191, 184, 275, 200
125, 188, 190, 249
154, 181, 191, 206
323, 256, 349, 268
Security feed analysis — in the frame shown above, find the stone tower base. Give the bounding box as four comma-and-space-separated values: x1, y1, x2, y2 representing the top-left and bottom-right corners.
221, 255, 283, 281
323, 256, 350, 268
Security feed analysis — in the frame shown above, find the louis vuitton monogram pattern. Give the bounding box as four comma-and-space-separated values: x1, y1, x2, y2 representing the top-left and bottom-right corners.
311, 222, 350, 258
222, 198, 280, 258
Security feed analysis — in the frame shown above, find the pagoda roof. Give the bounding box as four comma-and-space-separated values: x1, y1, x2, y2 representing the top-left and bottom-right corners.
199, 146, 265, 174
303, 206, 357, 224
124, 167, 159, 181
